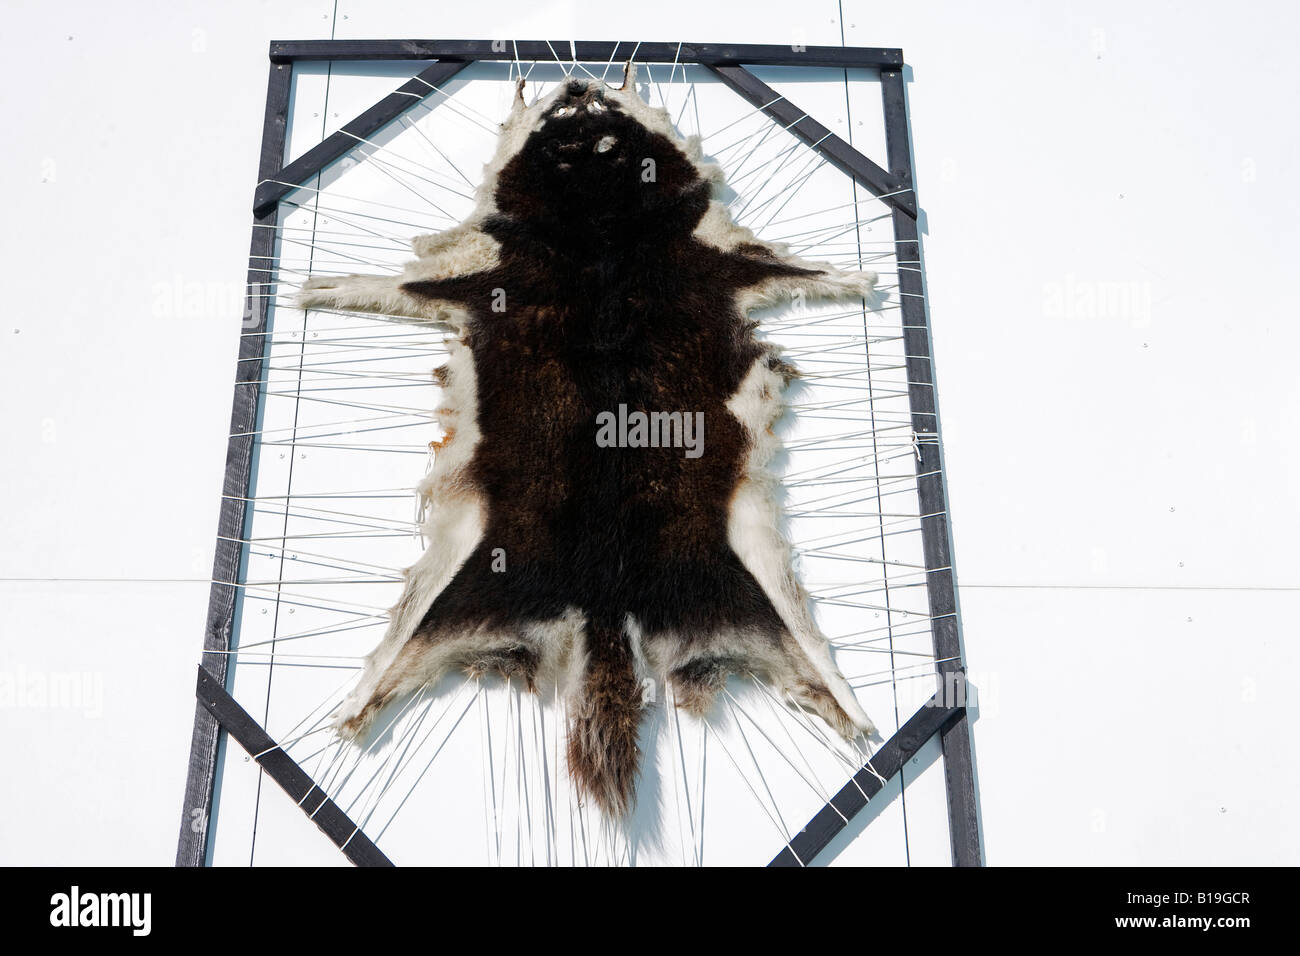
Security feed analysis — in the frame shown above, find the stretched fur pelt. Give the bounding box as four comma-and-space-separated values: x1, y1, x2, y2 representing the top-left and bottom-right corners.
298, 64, 879, 817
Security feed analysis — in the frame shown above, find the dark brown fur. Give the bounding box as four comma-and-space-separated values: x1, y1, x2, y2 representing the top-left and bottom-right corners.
394, 81, 823, 814
298, 77, 883, 817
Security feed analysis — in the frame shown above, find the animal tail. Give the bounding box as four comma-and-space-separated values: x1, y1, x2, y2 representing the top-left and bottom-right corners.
566, 616, 644, 817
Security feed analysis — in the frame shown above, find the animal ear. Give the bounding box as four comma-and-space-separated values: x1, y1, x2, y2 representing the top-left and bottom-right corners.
618, 60, 638, 91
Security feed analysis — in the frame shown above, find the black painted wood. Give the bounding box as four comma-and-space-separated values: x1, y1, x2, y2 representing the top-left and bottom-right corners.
194, 668, 394, 867
705, 64, 917, 219
176, 60, 292, 868
252, 59, 472, 217
880, 67, 982, 867
770, 696, 963, 866
268, 39, 904, 70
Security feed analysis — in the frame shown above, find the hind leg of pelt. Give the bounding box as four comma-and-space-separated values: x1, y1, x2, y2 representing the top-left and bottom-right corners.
784, 675, 865, 739
462, 643, 540, 692
665, 653, 864, 740
771, 643, 875, 741
334, 636, 455, 740
667, 656, 740, 718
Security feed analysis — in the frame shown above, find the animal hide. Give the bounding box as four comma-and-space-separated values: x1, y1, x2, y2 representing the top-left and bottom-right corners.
298, 65, 879, 817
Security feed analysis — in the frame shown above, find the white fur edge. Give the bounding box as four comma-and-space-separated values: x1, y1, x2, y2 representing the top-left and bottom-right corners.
725, 357, 876, 736
691, 201, 879, 312
332, 338, 485, 731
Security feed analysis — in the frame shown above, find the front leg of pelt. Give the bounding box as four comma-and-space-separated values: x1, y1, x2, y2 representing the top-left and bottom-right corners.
297, 273, 428, 320
835, 269, 879, 298
788, 267, 879, 303
741, 266, 879, 314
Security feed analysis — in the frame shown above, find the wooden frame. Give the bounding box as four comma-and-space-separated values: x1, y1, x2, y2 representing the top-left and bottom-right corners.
177, 39, 981, 868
